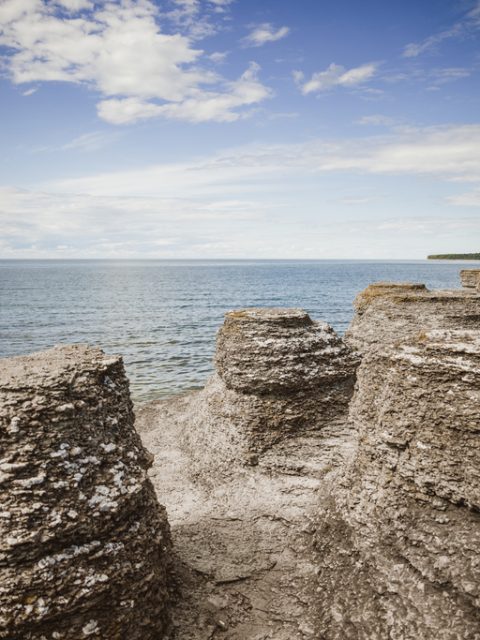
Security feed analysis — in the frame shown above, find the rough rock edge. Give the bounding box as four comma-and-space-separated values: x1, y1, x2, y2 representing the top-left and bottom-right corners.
0, 344, 172, 640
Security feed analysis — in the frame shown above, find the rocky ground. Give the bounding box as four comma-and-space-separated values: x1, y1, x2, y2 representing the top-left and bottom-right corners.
136, 394, 355, 640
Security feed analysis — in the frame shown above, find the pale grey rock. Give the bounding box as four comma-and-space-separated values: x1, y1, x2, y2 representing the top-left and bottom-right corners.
316, 328, 480, 639
346, 281, 480, 354
182, 308, 359, 476
460, 268, 480, 290
136, 308, 358, 640
0, 345, 171, 640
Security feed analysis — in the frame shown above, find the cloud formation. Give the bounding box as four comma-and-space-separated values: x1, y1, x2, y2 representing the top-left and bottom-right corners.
294, 62, 378, 94
243, 23, 290, 47
402, 1, 480, 57
0, 0, 271, 124
2, 123, 480, 258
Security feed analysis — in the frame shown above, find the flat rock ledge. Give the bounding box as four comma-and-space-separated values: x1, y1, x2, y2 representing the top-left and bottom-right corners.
346, 280, 480, 353
0, 345, 171, 640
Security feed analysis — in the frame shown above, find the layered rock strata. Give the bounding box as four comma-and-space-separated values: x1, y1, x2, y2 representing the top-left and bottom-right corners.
0, 345, 171, 640
316, 326, 480, 639
137, 307, 359, 639
346, 281, 480, 353
182, 308, 358, 476
461, 268, 480, 291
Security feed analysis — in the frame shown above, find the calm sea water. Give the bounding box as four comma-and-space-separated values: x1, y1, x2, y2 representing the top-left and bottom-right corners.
0, 260, 472, 403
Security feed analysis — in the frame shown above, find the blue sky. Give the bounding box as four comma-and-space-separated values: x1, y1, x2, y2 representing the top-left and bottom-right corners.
0, 0, 479, 258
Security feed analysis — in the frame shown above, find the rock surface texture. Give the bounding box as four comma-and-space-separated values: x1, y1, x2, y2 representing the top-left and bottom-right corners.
0, 345, 171, 640
461, 268, 480, 291
137, 308, 358, 639
316, 284, 480, 639
182, 308, 358, 477
346, 281, 480, 353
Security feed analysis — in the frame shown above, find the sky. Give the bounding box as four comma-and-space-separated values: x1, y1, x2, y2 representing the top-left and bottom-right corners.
0, 0, 480, 259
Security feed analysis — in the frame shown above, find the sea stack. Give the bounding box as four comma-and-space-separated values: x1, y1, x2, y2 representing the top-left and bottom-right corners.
460, 268, 480, 291
315, 279, 480, 640
0, 345, 171, 640
183, 308, 358, 476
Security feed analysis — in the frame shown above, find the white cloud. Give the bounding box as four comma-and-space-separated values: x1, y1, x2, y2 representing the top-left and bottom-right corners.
61, 131, 121, 152
0, 0, 270, 124
294, 62, 378, 95
357, 114, 397, 126
209, 51, 228, 63
402, 1, 480, 57
447, 189, 480, 207
40, 124, 480, 202
243, 23, 290, 47
97, 62, 272, 124
2, 124, 480, 258
21, 87, 37, 96
55, 0, 93, 11
0, 186, 271, 258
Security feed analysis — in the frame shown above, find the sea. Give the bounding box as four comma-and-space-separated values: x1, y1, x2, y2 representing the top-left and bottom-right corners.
0, 259, 474, 403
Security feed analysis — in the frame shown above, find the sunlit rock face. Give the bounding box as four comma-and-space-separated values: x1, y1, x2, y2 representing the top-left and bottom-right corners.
0, 345, 171, 640
316, 325, 480, 639
183, 308, 359, 476
460, 268, 480, 291
345, 281, 480, 354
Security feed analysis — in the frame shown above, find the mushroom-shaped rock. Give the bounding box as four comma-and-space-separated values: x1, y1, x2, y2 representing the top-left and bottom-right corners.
460, 268, 480, 290
0, 345, 171, 640
216, 308, 352, 394
316, 328, 480, 640
183, 308, 358, 475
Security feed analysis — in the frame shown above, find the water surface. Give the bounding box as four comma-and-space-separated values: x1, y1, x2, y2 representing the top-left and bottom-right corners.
0, 260, 470, 402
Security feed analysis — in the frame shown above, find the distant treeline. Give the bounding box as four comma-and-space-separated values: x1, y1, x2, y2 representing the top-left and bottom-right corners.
428, 253, 480, 260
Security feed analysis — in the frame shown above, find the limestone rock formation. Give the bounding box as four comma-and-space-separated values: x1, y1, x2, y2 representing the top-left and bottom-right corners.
0, 345, 171, 640
136, 308, 359, 639
182, 308, 358, 476
346, 281, 480, 353
461, 268, 480, 291
316, 326, 480, 639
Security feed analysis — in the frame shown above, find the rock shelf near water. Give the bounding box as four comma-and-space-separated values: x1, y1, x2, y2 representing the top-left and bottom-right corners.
0, 345, 171, 640
346, 280, 480, 353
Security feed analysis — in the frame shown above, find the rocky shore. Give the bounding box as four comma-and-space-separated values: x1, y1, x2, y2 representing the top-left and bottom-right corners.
1, 269, 479, 639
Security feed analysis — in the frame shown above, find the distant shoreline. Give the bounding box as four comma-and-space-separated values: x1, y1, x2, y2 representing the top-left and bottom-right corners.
428, 253, 480, 260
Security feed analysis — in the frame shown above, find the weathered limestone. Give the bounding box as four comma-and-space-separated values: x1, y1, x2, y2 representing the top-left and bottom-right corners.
346, 281, 480, 353
0, 345, 171, 640
316, 326, 480, 638
137, 308, 360, 639
183, 308, 358, 475
461, 268, 480, 291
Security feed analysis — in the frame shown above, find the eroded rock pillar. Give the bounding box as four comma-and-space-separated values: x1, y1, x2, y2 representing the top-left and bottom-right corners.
0, 345, 171, 640
316, 329, 480, 639
460, 268, 480, 291
183, 308, 358, 476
